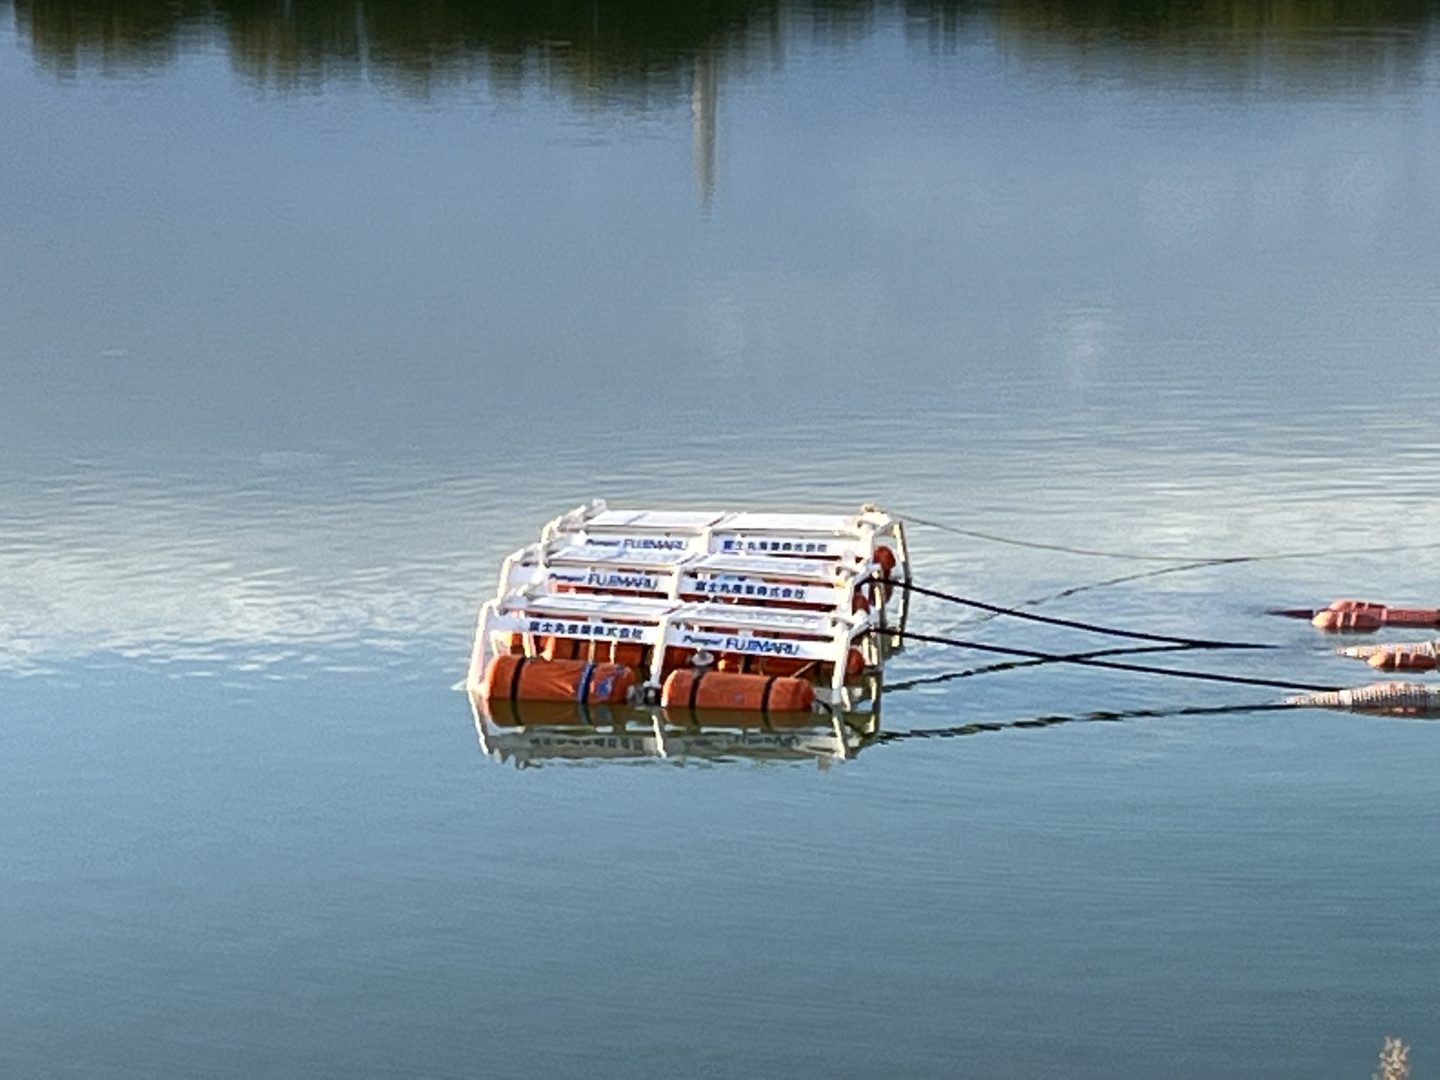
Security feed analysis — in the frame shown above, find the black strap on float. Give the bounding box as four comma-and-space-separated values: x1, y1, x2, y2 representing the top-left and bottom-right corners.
507, 657, 528, 702
759, 675, 779, 715
577, 662, 595, 705
686, 669, 709, 710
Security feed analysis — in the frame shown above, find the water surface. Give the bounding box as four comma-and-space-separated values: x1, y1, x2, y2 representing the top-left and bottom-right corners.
4, 2, 1440, 1076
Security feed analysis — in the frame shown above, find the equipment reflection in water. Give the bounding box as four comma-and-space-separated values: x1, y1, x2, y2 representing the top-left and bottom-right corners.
468, 690, 883, 768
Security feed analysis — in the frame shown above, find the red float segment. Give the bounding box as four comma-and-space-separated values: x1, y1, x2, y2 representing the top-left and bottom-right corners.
660, 669, 815, 713
1327, 599, 1389, 614
1312, 601, 1440, 632
1289, 681, 1440, 714
873, 545, 897, 579
1368, 648, 1439, 672
1380, 607, 1440, 627
482, 655, 635, 704
1312, 610, 1383, 632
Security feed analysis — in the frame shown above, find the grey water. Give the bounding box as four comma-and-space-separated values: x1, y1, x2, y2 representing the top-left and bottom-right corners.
4, 1, 1440, 1076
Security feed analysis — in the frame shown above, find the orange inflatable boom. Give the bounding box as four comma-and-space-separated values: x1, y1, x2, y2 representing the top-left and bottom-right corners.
1309, 599, 1440, 633
1288, 682, 1440, 715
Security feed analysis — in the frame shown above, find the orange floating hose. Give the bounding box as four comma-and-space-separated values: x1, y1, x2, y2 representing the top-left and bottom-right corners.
1288, 681, 1440, 714
1369, 652, 1437, 672
1311, 600, 1440, 632
660, 669, 814, 713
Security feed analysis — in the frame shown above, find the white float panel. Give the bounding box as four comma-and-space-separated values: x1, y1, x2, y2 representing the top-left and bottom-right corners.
545, 543, 697, 569
681, 574, 839, 606
690, 553, 856, 581
674, 601, 843, 634
711, 533, 864, 558
511, 594, 682, 619
584, 510, 724, 531
715, 512, 862, 534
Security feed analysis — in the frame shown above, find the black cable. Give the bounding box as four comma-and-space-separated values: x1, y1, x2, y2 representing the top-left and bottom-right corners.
899, 511, 1440, 563
1021, 560, 1237, 606
894, 630, 1340, 693
890, 579, 1274, 650
898, 513, 1215, 561
884, 642, 1199, 693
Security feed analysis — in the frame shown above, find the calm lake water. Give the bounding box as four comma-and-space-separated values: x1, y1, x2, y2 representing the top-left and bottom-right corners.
4, 2, 1440, 1076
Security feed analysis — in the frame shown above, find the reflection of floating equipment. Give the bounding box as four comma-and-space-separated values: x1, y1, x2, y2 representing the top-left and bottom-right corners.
660, 668, 815, 713
1309, 599, 1440, 632
470, 693, 881, 768
467, 502, 909, 713
1288, 681, 1440, 715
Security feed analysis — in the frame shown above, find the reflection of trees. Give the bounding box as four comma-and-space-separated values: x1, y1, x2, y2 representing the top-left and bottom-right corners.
963, 1, 1440, 94
7, 0, 1440, 98
8, 0, 785, 97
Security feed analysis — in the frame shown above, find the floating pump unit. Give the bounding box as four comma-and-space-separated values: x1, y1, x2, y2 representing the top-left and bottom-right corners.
467, 502, 910, 715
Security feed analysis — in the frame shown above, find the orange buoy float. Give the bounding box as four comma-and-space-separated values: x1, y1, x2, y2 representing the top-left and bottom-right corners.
482, 655, 635, 705
1368, 643, 1439, 671
606, 641, 647, 667
1312, 609, 1384, 632
1380, 607, 1440, 627
660, 669, 815, 713
868, 545, 898, 604
539, 636, 649, 669
736, 648, 863, 678
1327, 599, 1389, 614
873, 545, 897, 579
1288, 681, 1440, 714
1312, 600, 1440, 632
542, 636, 587, 661
1336, 643, 1390, 660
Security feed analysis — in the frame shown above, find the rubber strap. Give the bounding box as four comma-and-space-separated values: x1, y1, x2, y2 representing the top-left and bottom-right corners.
687, 669, 708, 710
507, 657, 528, 702
577, 662, 595, 705
760, 675, 779, 714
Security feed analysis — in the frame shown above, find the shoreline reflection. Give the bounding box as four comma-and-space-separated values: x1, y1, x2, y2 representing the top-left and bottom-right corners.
10, 0, 1437, 96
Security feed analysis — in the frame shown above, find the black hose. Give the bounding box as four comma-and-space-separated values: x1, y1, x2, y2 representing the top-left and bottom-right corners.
899, 511, 1440, 563
890, 579, 1275, 651
894, 630, 1339, 693
884, 642, 1199, 693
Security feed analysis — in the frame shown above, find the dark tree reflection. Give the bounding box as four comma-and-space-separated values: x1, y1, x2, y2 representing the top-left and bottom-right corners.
6, 0, 1439, 99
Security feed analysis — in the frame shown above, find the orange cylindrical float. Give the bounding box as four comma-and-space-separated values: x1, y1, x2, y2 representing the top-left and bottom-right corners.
1312, 609, 1384, 632
1289, 681, 1440, 715
607, 641, 647, 667
663, 646, 696, 671
660, 669, 814, 713
542, 635, 588, 660
869, 545, 897, 604
1369, 648, 1439, 672
482, 655, 635, 704
874, 545, 897, 578
1327, 599, 1388, 614
1379, 607, 1440, 627
539, 637, 648, 669
1314, 600, 1440, 632
734, 648, 862, 678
